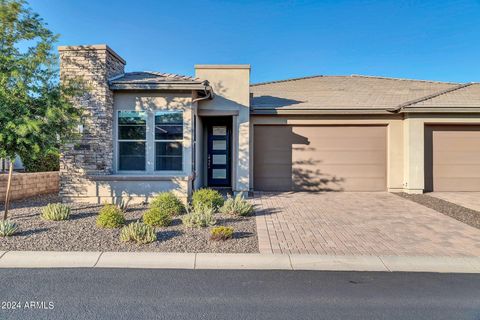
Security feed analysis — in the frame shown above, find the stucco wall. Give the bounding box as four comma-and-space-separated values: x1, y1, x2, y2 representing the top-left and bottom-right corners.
195, 65, 251, 192
0, 172, 59, 202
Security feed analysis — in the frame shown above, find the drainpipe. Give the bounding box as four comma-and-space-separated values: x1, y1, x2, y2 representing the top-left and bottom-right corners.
192, 80, 214, 104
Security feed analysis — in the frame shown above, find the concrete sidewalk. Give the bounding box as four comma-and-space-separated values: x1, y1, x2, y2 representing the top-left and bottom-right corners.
0, 251, 479, 273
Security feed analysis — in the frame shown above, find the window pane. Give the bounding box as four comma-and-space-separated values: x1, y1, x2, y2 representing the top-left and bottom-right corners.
212, 169, 227, 179
156, 157, 182, 171
212, 140, 227, 150
212, 154, 227, 165
119, 142, 146, 171
119, 125, 146, 140
155, 111, 183, 140
212, 126, 227, 136
118, 111, 147, 125
156, 142, 182, 171
118, 111, 146, 140
155, 125, 183, 140
155, 111, 183, 124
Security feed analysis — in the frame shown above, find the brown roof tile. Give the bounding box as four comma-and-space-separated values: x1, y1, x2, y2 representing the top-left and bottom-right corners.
250, 75, 462, 111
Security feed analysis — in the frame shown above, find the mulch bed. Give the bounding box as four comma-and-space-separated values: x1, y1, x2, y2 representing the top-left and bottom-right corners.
0, 195, 258, 253
396, 193, 480, 230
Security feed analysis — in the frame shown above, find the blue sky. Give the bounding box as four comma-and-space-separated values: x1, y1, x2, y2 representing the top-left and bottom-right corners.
30, 0, 480, 83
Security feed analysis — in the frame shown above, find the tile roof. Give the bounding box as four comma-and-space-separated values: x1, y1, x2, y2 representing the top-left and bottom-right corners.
404, 83, 480, 109
250, 75, 479, 112
110, 71, 202, 84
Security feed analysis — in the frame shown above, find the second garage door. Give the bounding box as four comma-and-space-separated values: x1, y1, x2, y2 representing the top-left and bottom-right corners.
425, 125, 480, 191
254, 125, 387, 191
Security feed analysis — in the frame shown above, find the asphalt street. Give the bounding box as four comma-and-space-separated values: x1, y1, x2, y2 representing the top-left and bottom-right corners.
0, 268, 478, 320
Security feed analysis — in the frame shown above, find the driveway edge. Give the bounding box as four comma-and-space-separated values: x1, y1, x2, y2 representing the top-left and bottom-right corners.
0, 251, 478, 273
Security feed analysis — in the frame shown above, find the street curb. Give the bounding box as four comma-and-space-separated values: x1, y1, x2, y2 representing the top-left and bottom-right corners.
0, 251, 478, 273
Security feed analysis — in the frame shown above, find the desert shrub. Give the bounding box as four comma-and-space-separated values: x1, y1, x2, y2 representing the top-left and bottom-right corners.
181, 205, 216, 228
21, 150, 60, 172
143, 207, 172, 227
210, 226, 234, 241
0, 220, 18, 237
150, 192, 185, 216
96, 204, 125, 228
220, 193, 254, 216
120, 221, 157, 244
191, 188, 224, 211
41, 203, 71, 221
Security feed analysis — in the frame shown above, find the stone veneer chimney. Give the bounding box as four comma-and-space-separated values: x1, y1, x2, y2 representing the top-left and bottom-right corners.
58, 44, 125, 199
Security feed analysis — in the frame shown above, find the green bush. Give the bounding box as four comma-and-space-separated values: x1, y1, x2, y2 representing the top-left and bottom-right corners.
120, 221, 157, 244
0, 220, 18, 237
220, 193, 254, 216
41, 203, 71, 221
21, 150, 60, 172
181, 205, 216, 228
96, 204, 125, 228
191, 189, 224, 211
150, 192, 185, 216
210, 226, 234, 241
143, 207, 172, 227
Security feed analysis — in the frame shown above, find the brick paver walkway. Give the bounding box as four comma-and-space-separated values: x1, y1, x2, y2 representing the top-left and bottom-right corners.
253, 192, 480, 256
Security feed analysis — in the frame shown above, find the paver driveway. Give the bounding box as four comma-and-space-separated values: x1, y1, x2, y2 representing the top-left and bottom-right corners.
253, 192, 480, 256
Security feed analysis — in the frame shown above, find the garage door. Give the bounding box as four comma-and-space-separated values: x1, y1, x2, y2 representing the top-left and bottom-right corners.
254, 125, 387, 191
425, 125, 480, 191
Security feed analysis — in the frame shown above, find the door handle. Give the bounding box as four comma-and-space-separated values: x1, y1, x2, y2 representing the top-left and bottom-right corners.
208, 155, 211, 169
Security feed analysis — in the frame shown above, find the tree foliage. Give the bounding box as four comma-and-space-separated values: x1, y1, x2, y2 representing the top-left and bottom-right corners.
0, 0, 83, 163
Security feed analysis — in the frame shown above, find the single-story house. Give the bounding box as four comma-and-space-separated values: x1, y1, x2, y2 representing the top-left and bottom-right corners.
58, 44, 480, 203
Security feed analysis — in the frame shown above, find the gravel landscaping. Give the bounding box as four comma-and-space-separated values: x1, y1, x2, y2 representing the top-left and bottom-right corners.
396, 193, 480, 230
0, 195, 258, 253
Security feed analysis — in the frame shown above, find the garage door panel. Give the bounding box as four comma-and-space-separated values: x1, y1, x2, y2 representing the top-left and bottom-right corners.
426, 125, 480, 192
434, 165, 480, 178
434, 179, 480, 192
294, 164, 386, 177
254, 125, 387, 192
434, 151, 480, 165
293, 151, 385, 165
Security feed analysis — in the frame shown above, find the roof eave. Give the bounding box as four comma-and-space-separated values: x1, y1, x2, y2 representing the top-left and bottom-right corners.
400, 107, 480, 113
110, 83, 208, 91
250, 108, 397, 115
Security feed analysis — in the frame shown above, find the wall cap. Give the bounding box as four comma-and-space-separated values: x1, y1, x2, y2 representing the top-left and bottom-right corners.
195, 64, 250, 69
58, 44, 126, 65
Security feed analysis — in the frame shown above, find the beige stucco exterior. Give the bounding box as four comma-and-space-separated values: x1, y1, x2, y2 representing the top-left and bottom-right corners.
195, 65, 251, 193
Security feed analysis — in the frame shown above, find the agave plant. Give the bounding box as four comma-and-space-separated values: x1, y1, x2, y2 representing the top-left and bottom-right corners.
0, 220, 18, 237
182, 205, 217, 228
120, 221, 157, 244
219, 193, 254, 216
41, 203, 71, 221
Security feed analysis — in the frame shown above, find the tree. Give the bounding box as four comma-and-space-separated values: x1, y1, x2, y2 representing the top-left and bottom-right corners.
0, 0, 83, 219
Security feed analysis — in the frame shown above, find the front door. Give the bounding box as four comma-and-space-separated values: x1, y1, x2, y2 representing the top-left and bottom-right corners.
207, 120, 231, 187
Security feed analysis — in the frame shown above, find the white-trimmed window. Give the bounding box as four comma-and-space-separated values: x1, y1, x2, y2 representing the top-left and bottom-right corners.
117, 111, 147, 171
154, 111, 183, 171
116, 110, 184, 173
